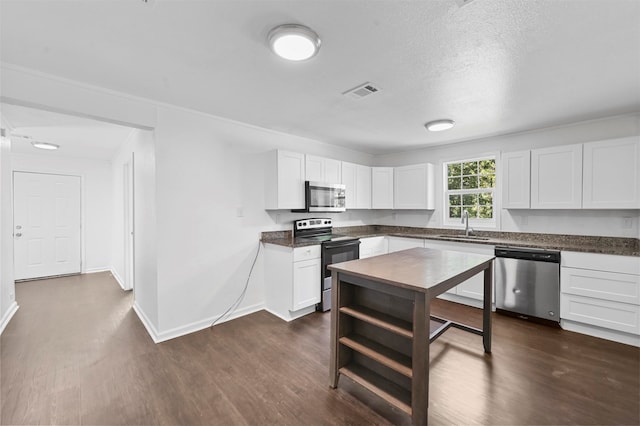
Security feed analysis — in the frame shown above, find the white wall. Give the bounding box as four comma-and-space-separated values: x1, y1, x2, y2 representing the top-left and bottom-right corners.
11, 153, 114, 272
0, 132, 17, 334
374, 113, 640, 238
150, 106, 373, 340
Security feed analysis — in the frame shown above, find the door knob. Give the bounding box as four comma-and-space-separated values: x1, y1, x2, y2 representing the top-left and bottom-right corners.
15, 233, 22, 237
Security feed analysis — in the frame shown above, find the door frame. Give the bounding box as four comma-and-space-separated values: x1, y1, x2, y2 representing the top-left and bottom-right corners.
12, 170, 84, 279
123, 153, 135, 291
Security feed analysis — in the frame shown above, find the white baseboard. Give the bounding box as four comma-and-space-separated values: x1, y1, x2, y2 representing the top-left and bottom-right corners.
133, 301, 161, 343
561, 319, 640, 347
264, 305, 316, 322
84, 267, 111, 274
0, 301, 19, 336
153, 302, 265, 343
109, 268, 129, 291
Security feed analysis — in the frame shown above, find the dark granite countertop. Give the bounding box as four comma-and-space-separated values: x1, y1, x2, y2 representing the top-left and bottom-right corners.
261, 225, 640, 257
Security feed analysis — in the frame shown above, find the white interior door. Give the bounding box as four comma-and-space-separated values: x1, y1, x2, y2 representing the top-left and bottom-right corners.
13, 172, 81, 280
123, 156, 135, 291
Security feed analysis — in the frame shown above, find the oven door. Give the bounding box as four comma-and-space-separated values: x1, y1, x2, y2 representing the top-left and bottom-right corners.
320, 239, 360, 311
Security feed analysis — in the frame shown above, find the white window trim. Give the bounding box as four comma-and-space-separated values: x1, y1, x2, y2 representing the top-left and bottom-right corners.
442, 155, 498, 230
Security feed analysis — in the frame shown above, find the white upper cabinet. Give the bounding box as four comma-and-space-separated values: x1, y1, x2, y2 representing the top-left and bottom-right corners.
371, 167, 394, 209
305, 155, 342, 183
393, 163, 435, 209
342, 162, 371, 209
582, 137, 640, 209
265, 150, 305, 210
502, 151, 531, 209
531, 144, 583, 209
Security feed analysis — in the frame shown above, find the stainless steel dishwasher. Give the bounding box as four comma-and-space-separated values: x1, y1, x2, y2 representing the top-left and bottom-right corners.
495, 246, 561, 324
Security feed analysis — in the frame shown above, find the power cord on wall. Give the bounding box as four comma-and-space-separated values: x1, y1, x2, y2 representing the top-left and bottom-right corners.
210, 241, 261, 328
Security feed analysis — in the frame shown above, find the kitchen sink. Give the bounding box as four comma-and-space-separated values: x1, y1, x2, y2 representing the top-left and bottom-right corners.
436, 235, 491, 241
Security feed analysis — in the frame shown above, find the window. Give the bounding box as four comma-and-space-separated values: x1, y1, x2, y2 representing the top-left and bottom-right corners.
444, 157, 496, 225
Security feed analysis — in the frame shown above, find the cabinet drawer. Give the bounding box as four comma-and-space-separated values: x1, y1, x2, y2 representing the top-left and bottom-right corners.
561, 294, 640, 335
293, 245, 321, 262
561, 267, 640, 305
561, 251, 640, 275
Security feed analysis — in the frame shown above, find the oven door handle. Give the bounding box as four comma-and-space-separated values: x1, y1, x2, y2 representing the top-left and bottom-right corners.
324, 240, 360, 250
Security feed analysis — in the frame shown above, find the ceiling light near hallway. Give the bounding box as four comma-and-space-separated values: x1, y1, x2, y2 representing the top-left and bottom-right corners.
31, 141, 59, 150
268, 24, 321, 61
425, 119, 455, 132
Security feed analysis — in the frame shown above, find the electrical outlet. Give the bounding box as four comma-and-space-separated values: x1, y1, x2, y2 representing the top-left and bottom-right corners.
521, 215, 529, 226
276, 213, 281, 224
236, 207, 244, 218
10, 293, 14, 301
622, 217, 633, 229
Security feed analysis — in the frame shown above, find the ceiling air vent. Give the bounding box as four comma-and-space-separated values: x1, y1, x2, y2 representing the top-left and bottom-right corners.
455, 0, 476, 7
343, 82, 381, 99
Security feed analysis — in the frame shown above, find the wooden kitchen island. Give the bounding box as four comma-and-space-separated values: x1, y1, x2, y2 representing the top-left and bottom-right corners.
328, 247, 495, 426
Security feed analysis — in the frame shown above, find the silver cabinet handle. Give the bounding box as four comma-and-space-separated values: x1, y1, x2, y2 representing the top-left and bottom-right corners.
15, 233, 22, 237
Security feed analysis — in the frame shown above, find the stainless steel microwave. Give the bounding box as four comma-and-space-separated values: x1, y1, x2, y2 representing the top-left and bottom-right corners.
292, 181, 346, 213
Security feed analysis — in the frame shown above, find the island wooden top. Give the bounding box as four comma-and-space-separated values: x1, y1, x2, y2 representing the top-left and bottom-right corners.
328, 247, 495, 295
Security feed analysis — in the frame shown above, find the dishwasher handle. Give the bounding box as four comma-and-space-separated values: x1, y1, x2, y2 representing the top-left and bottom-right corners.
495, 246, 560, 263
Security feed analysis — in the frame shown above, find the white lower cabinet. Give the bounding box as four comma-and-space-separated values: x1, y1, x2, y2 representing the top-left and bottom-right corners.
359, 236, 388, 259
264, 243, 321, 321
560, 251, 640, 346
387, 236, 424, 253
424, 240, 495, 307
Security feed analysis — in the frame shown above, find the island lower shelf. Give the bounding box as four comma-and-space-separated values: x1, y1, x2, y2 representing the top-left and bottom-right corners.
339, 362, 412, 415
334, 277, 418, 414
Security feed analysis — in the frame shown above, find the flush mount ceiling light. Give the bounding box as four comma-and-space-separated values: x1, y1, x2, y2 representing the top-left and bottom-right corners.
425, 119, 455, 132
268, 24, 321, 61
31, 141, 60, 150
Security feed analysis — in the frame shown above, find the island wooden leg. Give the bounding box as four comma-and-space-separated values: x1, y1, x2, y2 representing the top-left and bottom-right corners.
329, 271, 339, 388
412, 293, 429, 425
483, 262, 493, 353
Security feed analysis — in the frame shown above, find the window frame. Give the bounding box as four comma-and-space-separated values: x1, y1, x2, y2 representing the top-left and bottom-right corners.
442, 155, 498, 229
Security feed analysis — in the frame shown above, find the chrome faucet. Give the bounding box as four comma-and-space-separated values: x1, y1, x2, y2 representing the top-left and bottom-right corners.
461, 210, 474, 236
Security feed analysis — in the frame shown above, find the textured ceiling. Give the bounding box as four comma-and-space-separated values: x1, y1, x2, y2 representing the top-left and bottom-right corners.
1, 0, 639, 155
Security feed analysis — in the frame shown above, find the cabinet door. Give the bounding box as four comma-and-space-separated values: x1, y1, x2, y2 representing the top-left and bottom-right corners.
356, 164, 372, 209
270, 150, 304, 209
292, 258, 321, 311
324, 158, 342, 183
583, 137, 640, 209
305, 155, 324, 182
394, 163, 435, 209
341, 162, 357, 209
359, 236, 388, 259
531, 144, 582, 209
387, 236, 424, 253
502, 151, 531, 209
306, 155, 341, 183
371, 167, 394, 209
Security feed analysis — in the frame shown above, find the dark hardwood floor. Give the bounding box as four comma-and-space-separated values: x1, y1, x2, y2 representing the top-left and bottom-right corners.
1, 272, 638, 425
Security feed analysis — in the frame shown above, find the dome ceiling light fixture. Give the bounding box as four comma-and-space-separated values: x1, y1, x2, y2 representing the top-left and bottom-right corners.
31, 141, 60, 150
425, 119, 455, 132
268, 24, 321, 61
